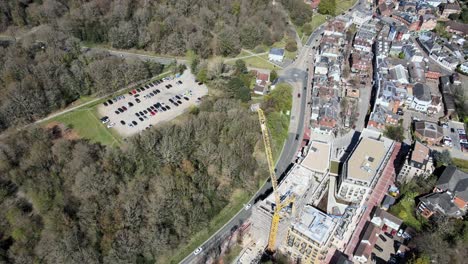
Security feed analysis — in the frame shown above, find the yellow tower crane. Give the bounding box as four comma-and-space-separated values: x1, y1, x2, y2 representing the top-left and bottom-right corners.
257, 108, 295, 253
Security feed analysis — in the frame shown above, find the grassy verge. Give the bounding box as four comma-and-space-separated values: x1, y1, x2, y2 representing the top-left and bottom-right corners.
226, 53, 278, 70
453, 158, 468, 173
167, 189, 250, 264
264, 83, 293, 161
299, 13, 328, 44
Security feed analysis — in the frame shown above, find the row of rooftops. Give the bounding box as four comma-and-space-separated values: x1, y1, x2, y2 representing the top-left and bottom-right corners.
311, 20, 350, 131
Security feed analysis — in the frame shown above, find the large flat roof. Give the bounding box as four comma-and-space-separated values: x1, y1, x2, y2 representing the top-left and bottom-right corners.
347, 137, 387, 182
292, 206, 336, 246
266, 165, 313, 205
302, 141, 331, 173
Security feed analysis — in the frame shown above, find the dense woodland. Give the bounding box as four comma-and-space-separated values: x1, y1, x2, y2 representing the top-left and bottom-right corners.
0, 27, 164, 132
0, 1, 298, 262
0, 0, 294, 57
0, 98, 265, 263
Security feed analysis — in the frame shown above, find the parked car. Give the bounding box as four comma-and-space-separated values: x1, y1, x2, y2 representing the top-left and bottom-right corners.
120, 120, 125, 125
139, 117, 144, 122
136, 98, 141, 103
128, 102, 134, 107
117, 108, 124, 113
132, 121, 137, 126
379, 234, 387, 242
461, 143, 468, 152
457, 129, 466, 135
460, 134, 467, 141
384, 232, 393, 239
114, 111, 120, 114
107, 99, 113, 105
103, 102, 108, 107
451, 128, 455, 133
193, 247, 203, 255
100, 116, 109, 123
244, 204, 252, 210
374, 245, 383, 252
106, 122, 115, 128
122, 106, 127, 111
397, 229, 404, 237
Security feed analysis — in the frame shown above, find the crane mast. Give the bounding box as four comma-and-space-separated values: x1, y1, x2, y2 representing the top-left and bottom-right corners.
257, 108, 294, 253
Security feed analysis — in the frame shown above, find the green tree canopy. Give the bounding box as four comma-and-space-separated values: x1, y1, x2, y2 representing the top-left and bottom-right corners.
318, 0, 336, 16
383, 125, 405, 142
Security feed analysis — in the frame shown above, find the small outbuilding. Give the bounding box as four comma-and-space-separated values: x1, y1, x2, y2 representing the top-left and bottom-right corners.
269, 48, 285, 62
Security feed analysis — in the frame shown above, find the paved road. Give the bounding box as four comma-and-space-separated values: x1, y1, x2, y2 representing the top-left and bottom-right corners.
180, 2, 370, 263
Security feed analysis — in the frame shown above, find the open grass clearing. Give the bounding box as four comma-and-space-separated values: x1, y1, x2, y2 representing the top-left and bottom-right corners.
335, 0, 358, 14
49, 108, 122, 147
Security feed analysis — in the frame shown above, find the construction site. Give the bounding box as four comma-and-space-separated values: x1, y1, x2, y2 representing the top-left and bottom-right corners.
237, 127, 398, 264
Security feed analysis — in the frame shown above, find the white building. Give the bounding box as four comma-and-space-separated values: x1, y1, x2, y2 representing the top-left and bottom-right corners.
337, 136, 394, 203
268, 48, 285, 62
352, 10, 372, 27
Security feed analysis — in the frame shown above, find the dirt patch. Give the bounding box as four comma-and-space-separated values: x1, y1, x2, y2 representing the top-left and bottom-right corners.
44, 121, 80, 141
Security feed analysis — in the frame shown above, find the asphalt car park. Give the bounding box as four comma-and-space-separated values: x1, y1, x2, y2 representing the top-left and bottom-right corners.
97, 70, 208, 137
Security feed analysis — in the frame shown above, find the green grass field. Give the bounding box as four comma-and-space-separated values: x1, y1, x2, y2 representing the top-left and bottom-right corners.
41, 71, 173, 146
335, 0, 358, 14
50, 108, 122, 147
167, 189, 250, 264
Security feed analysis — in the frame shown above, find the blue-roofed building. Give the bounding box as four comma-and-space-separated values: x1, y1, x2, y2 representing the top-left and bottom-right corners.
269, 48, 285, 62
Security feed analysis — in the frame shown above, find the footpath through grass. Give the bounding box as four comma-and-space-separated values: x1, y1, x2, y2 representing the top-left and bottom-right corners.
51, 108, 122, 147
41, 71, 172, 146
167, 189, 250, 264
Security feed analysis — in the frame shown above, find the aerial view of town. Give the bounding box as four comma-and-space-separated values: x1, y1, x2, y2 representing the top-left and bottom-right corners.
0, 0, 467, 264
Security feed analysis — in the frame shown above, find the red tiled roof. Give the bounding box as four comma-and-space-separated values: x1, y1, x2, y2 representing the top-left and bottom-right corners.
257, 72, 269, 82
